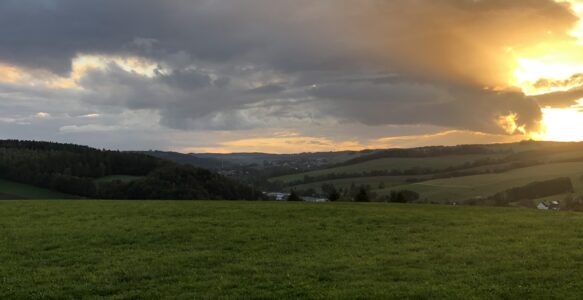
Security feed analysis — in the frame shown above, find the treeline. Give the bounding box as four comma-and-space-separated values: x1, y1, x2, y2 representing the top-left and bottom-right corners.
294, 183, 419, 203
0, 140, 263, 200
339, 144, 511, 166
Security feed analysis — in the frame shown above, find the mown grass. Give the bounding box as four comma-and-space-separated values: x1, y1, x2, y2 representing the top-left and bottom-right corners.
2, 201, 583, 299
0, 179, 70, 200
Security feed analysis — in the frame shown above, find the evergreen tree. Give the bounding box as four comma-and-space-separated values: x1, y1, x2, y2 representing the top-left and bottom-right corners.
354, 187, 369, 202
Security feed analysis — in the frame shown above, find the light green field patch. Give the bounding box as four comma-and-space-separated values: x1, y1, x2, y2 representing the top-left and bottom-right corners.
383, 162, 583, 202
0, 179, 71, 199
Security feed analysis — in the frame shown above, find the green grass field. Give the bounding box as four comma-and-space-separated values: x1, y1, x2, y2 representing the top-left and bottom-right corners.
0, 179, 70, 200
2, 201, 583, 299
384, 161, 583, 202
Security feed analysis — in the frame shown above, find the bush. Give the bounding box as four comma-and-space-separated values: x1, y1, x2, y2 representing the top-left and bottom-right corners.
389, 190, 420, 203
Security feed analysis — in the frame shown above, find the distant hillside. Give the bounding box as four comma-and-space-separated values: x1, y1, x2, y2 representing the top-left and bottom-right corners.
268, 141, 583, 207
0, 140, 263, 200
138, 151, 230, 170
194, 150, 377, 168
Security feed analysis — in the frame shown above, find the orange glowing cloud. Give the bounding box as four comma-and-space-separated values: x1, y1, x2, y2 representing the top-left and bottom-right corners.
0, 64, 24, 83
188, 135, 367, 154
0, 54, 159, 90
182, 130, 529, 154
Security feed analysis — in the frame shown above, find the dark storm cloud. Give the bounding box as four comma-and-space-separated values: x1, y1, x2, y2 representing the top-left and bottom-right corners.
311, 81, 542, 134
158, 69, 213, 91
0, 0, 578, 136
2, 0, 574, 76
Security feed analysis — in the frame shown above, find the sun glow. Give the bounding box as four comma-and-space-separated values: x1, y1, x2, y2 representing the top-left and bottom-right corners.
531, 100, 583, 141
508, 0, 583, 141
514, 58, 583, 96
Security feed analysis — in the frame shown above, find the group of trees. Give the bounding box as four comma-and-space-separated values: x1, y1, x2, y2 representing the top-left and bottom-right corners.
290, 183, 419, 203
339, 145, 509, 166
0, 140, 264, 200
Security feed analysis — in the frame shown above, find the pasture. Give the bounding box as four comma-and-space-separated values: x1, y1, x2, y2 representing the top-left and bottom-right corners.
0, 179, 70, 200
2, 201, 583, 299
385, 161, 583, 202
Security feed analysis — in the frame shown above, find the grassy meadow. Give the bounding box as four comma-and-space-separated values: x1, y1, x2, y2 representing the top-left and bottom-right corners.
0, 179, 70, 200
385, 161, 583, 202
2, 200, 583, 299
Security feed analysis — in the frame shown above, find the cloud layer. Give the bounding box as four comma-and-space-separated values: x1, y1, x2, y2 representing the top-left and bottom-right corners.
0, 0, 580, 151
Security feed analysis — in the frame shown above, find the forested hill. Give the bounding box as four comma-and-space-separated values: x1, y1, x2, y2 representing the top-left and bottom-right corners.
0, 140, 263, 200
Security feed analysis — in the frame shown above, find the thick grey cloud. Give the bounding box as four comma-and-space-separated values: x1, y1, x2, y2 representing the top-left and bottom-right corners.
311, 80, 542, 134
1, 0, 575, 77
0, 0, 578, 150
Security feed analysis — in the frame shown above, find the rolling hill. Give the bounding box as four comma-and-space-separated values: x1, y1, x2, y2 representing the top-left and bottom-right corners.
0, 140, 263, 200
267, 141, 583, 207
0, 179, 71, 200
384, 162, 583, 203
138, 151, 230, 170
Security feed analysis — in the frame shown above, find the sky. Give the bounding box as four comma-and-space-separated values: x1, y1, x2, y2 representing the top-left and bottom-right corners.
2, 0, 583, 153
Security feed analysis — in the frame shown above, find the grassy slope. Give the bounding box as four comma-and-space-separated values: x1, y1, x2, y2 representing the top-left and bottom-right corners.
272, 154, 506, 184
290, 175, 432, 192
0, 179, 70, 200
384, 162, 583, 202
2, 201, 583, 299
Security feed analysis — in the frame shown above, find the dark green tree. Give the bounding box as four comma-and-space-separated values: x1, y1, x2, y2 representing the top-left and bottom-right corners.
354, 187, 369, 202
287, 190, 302, 202
328, 188, 341, 202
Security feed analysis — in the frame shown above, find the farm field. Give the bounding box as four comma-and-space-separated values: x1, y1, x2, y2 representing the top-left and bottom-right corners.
0, 179, 70, 200
289, 175, 431, 192
383, 162, 583, 202
2, 201, 583, 298
272, 154, 506, 184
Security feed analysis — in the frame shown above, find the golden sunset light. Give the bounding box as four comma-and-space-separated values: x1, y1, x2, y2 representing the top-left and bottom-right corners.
502, 0, 583, 141
8, 1, 583, 296
531, 99, 583, 141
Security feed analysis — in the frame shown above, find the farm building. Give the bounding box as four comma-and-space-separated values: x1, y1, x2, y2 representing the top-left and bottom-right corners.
265, 192, 290, 201
537, 201, 560, 210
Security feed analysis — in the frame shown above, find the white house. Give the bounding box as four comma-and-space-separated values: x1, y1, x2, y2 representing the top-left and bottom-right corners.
537, 201, 560, 210
265, 192, 289, 201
